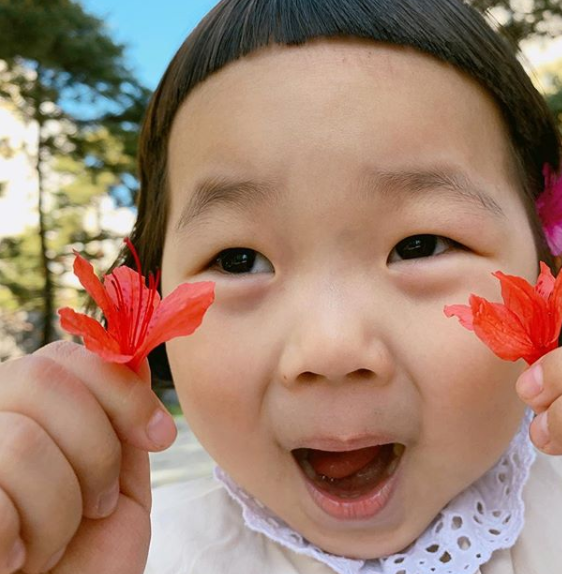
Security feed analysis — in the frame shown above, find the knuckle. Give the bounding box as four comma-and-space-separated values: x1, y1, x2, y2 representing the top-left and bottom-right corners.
0, 413, 49, 460
20, 354, 88, 403
0, 487, 19, 540
117, 377, 151, 416
91, 436, 122, 479
549, 400, 562, 434
35, 339, 83, 362
18, 354, 60, 386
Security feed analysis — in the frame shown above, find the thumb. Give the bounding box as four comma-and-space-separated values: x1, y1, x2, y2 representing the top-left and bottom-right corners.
135, 359, 152, 388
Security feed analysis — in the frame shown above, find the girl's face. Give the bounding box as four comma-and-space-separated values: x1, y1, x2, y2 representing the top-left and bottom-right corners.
161, 39, 537, 558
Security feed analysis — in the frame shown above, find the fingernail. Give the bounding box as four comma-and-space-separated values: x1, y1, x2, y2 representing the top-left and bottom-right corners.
97, 482, 120, 517
147, 409, 176, 447
6, 538, 25, 572
517, 364, 543, 399
534, 411, 551, 448
41, 546, 66, 572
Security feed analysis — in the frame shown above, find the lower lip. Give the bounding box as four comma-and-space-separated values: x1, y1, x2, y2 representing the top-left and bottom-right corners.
299, 456, 401, 521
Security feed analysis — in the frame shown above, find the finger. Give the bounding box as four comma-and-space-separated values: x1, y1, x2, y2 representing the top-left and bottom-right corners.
34, 342, 177, 452
119, 443, 151, 513
515, 352, 562, 414
135, 359, 152, 387
529, 395, 562, 455
0, 355, 123, 520
0, 487, 25, 574
0, 413, 81, 574
46, 446, 151, 574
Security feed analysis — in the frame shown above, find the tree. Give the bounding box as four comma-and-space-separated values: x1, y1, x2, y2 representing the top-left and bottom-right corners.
470, 0, 562, 48
469, 1, 562, 131
0, 0, 149, 348
547, 80, 562, 127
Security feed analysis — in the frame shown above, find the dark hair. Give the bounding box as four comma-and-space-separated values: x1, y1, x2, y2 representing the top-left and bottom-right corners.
119, 0, 561, 386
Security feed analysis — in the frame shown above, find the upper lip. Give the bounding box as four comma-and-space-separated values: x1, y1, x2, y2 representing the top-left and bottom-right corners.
289, 434, 397, 452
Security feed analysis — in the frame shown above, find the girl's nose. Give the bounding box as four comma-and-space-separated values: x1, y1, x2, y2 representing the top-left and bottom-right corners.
277, 285, 396, 388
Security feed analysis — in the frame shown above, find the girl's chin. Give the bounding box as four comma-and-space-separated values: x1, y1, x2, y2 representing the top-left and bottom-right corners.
294, 519, 421, 561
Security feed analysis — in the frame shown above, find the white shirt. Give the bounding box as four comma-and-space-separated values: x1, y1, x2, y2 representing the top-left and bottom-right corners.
145, 452, 562, 574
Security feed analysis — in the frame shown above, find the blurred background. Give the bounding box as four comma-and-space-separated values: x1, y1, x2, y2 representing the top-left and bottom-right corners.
0, 0, 561, 484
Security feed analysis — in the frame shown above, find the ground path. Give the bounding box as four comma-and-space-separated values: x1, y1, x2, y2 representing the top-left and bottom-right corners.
149, 416, 215, 488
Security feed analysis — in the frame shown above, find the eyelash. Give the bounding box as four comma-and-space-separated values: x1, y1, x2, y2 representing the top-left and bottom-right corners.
207, 234, 462, 275
387, 234, 461, 264
208, 247, 274, 275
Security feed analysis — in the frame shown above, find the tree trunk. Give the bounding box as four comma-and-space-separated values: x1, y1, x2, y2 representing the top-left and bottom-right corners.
36, 68, 54, 347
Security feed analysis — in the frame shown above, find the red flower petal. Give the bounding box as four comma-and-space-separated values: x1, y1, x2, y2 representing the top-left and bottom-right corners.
469, 296, 537, 363
129, 281, 215, 372
443, 304, 475, 330
59, 240, 215, 374
549, 267, 562, 338
104, 266, 161, 313
58, 307, 133, 364
72, 253, 119, 326
104, 266, 161, 348
535, 261, 555, 299
493, 270, 550, 345
444, 263, 562, 365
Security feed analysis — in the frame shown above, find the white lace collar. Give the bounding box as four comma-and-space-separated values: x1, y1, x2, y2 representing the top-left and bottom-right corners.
213, 408, 536, 574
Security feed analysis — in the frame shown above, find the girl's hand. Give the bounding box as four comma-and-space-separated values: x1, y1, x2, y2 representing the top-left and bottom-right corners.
516, 349, 562, 455
0, 341, 177, 574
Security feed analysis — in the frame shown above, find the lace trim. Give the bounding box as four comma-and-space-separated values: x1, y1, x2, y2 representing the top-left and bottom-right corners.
214, 409, 536, 574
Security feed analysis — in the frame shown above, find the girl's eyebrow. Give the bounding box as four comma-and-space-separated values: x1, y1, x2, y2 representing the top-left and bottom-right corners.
175, 167, 506, 234
175, 174, 281, 233
372, 169, 506, 219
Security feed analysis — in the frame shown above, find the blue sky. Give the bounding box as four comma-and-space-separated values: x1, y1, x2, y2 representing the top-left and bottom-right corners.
83, 0, 221, 89
82, 0, 562, 90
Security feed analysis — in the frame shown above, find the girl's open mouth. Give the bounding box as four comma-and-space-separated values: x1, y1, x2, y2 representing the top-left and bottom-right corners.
292, 443, 405, 520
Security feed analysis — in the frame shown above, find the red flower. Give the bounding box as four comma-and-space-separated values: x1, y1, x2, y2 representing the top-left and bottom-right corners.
444, 262, 562, 365
58, 239, 215, 373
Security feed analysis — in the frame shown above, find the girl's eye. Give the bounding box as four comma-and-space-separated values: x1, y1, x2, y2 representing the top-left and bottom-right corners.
209, 247, 274, 275
388, 234, 459, 263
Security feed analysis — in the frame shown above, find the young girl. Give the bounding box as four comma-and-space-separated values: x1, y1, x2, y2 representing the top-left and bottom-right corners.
1, 0, 562, 572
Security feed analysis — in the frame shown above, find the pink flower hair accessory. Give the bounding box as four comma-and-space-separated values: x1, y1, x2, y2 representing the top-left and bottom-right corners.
536, 163, 562, 257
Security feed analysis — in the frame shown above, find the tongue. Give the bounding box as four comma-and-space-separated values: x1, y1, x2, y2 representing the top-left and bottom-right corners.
308, 445, 382, 479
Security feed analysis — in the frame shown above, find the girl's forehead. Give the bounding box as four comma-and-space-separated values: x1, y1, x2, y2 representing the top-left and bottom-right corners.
173, 38, 497, 119
170, 38, 509, 150
188, 38, 425, 95
167, 38, 518, 218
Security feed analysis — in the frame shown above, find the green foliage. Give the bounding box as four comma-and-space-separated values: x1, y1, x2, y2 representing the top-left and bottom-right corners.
547, 86, 562, 126
0, 0, 130, 99
0, 233, 43, 312
0, 0, 149, 351
0, 0, 149, 201
470, 0, 562, 47
544, 69, 562, 131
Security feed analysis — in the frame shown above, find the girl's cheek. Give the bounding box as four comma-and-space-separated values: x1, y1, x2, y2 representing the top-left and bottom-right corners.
411, 316, 523, 415
167, 336, 272, 474
167, 334, 262, 425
